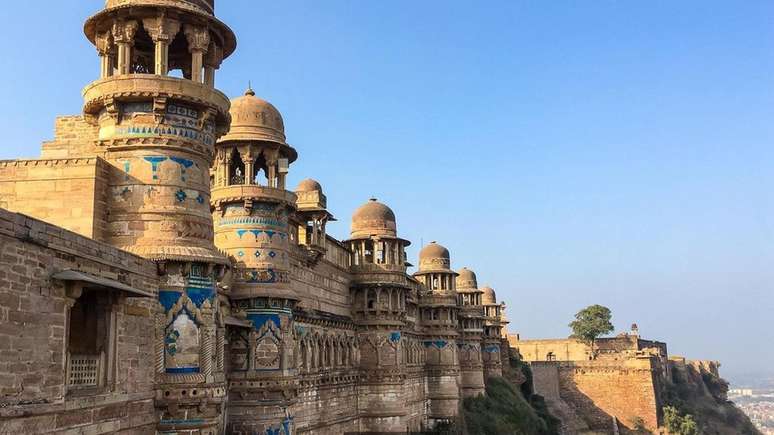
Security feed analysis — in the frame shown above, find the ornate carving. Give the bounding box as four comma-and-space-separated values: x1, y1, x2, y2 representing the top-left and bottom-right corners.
184, 25, 211, 53
112, 20, 139, 45
143, 15, 181, 43
95, 31, 114, 56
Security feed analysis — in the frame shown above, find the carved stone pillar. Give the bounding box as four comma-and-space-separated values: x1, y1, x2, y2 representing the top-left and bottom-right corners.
184, 25, 210, 83
95, 31, 115, 78
143, 16, 181, 76
112, 20, 138, 75
204, 41, 223, 87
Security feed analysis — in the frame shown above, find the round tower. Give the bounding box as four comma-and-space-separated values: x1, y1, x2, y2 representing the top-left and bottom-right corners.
82, 1, 236, 432
210, 88, 298, 433
414, 242, 461, 426
346, 198, 413, 432
455, 267, 486, 397
481, 286, 504, 377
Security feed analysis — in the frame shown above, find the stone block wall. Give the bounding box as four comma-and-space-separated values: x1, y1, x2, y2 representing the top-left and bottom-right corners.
40, 116, 100, 159
0, 158, 110, 240
0, 208, 159, 434
556, 358, 661, 433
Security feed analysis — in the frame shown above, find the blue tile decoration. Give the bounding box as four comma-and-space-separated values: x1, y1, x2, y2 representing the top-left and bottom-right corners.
236, 230, 248, 238
219, 217, 285, 228
123, 161, 131, 180
254, 251, 261, 257
170, 156, 194, 181
423, 340, 448, 349
159, 290, 183, 312
246, 313, 281, 331
390, 332, 401, 343
165, 367, 201, 374
246, 269, 277, 283
237, 251, 244, 257
188, 276, 212, 289
175, 189, 187, 202
483, 345, 500, 353
250, 229, 262, 238
143, 156, 167, 180
186, 287, 215, 308
196, 194, 205, 204
265, 230, 276, 239
164, 330, 179, 356
269, 251, 276, 258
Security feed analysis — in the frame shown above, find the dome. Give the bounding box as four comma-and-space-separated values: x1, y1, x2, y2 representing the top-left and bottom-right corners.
296, 178, 322, 193
219, 88, 288, 146
481, 286, 497, 305
456, 267, 478, 290
351, 198, 397, 239
418, 241, 451, 272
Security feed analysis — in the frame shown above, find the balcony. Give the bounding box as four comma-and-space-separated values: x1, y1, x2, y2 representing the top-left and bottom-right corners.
82, 74, 231, 118
211, 184, 297, 208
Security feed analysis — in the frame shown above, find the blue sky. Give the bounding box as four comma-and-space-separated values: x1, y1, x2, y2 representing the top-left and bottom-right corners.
1, 1, 772, 384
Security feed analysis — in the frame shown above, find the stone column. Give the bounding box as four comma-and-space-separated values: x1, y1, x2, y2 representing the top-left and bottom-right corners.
143, 16, 181, 76
113, 20, 138, 75
184, 25, 210, 83
243, 149, 254, 185
204, 42, 223, 87
95, 31, 114, 78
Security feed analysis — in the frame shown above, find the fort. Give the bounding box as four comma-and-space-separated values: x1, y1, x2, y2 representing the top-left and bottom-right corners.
0, 2, 755, 435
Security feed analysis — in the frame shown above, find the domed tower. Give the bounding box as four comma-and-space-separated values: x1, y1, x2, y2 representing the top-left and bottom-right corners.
210, 88, 298, 434
346, 198, 413, 432
455, 267, 486, 397
481, 286, 504, 377
294, 178, 334, 262
414, 242, 461, 426
82, 1, 235, 432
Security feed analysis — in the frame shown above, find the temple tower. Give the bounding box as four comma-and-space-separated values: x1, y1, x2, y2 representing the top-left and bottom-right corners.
82, 1, 236, 432
211, 89, 299, 434
346, 199, 412, 432
481, 286, 504, 377
455, 267, 486, 397
414, 242, 461, 426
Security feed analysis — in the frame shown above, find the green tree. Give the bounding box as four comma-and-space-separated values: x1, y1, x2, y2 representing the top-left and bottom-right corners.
569, 304, 614, 358
663, 406, 699, 435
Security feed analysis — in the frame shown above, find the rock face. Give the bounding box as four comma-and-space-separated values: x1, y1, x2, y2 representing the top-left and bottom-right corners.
664, 358, 761, 435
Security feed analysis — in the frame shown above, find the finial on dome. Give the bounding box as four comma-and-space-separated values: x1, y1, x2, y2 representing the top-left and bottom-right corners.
245, 81, 255, 96
369, 197, 378, 202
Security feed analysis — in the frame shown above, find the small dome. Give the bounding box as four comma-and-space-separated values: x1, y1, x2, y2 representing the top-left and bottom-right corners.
351, 198, 397, 239
456, 267, 478, 290
220, 88, 287, 145
481, 286, 497, 305
418, 241, 451, 272
296, 178, 323, 193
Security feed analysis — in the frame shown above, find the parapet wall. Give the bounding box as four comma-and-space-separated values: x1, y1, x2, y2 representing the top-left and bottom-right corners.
40, 115, 100, 159
0, 158, 109, 240
530, 357, 662, 433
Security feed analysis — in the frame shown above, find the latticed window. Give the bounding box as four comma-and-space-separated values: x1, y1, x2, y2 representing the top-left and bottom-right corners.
68, 353, 102, 387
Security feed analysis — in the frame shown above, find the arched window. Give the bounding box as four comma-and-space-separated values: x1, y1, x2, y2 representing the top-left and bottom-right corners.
229, 150, 245, 185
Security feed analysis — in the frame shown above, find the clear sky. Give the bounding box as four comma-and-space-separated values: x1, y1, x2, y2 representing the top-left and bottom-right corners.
0, 1, 772, 384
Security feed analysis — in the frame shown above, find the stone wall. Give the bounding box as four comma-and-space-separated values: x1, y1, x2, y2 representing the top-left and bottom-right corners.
0, 158, 110, 240
40, 115, 100, 159
0, 207, 159, 433
553, 358, 662, 433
